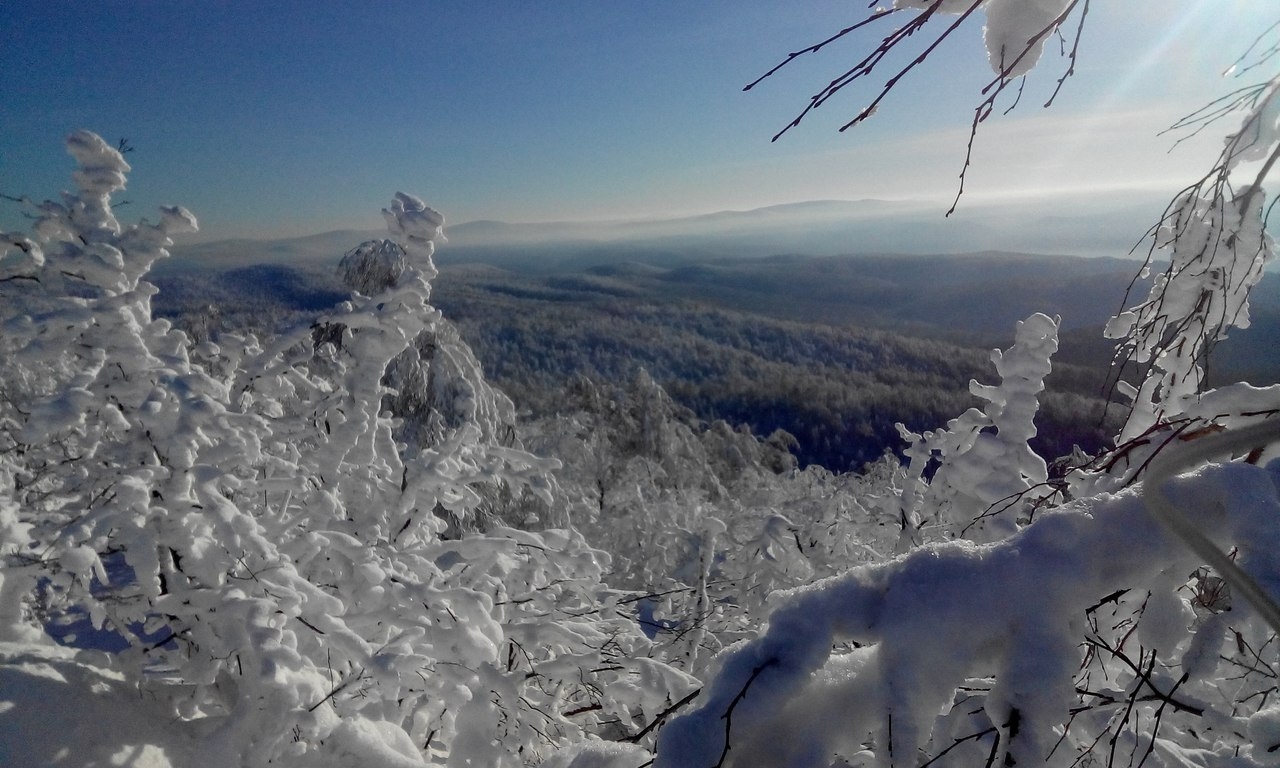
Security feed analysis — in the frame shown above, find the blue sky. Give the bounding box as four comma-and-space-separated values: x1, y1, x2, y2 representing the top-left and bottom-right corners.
0, 1, 1270, 242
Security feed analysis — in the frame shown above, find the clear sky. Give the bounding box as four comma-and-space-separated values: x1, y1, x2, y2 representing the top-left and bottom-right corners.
0, 1, 1271, 242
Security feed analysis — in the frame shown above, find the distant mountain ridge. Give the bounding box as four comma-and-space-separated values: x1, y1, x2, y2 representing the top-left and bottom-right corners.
165, 195, 1191, 272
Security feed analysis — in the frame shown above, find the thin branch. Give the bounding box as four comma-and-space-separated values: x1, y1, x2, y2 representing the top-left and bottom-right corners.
839, 1, 987, 135
921, 725, 998, 766
1225, 19, 1280, 78
947, 0, 1085, 215
766, 0, 969, 142
1044, 0, 1091, 108
744, 8, 900, 93
626, 687, 702, 743
713, 662, 776, 768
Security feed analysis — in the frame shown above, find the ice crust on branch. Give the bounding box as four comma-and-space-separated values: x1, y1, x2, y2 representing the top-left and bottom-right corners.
1108, 80, 1278, 440
383, 191, 444, 273
65, 129, 131, 196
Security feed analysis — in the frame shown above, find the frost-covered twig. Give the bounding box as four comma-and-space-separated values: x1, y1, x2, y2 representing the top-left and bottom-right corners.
1106, 32, 1279, 437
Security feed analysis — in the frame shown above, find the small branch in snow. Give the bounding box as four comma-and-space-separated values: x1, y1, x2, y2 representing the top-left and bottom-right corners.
307, 668, 365, 712
626, 687, 702, 744
296, 616, 325, 634
713, 661, 776, 768
920, 726, 998, 767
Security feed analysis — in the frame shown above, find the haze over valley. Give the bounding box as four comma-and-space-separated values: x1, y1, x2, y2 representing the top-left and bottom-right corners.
156, 202, 1280, 471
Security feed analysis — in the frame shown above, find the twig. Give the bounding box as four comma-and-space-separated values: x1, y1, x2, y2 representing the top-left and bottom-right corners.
744, 8, 899, 93
626, 687, 702, 743
713, 662, 776, 767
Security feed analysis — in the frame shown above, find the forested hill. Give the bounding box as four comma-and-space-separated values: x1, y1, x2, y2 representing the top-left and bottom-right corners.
430, 275, 1117, 470
145, 246, 1239, 471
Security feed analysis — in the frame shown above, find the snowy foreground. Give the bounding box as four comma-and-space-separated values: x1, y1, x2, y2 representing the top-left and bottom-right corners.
1, 640, 201, 767
5, 457, 1280, 768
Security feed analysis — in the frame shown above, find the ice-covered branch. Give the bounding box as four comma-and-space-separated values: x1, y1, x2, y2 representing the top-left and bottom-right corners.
1108, 89, 1278, 439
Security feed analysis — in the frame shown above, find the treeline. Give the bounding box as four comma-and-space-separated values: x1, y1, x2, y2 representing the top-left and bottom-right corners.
154, 260, 1119, 471
432, 272, 1118, 470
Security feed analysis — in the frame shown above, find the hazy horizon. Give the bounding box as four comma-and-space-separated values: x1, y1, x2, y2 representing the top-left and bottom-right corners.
160, 194, 1208, 274
3, 2, 1269, 243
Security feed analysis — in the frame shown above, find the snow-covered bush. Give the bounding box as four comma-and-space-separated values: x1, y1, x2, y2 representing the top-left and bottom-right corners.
895, 312, 1058, 545
655, 457, 1280, 767
652, 6, 1280, 768
0, 135, 693, 767
520, 372, 904, 677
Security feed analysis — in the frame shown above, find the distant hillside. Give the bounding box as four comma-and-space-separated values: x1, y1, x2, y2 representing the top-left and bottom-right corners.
164, 229, 382, 271
154, 225, 1279, 471
580, 251, 1142, 334
145, 254, 1141, 471
426, 268, 1120, 470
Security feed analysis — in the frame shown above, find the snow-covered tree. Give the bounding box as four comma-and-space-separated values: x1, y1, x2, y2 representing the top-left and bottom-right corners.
649, 6, 1280, 768
518, 372, 904, 681
895, 312, 1059, 545
0, 135, 694, 767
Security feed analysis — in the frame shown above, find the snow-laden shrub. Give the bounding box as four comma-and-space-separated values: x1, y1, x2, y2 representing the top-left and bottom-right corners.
518, 371, 906, 678
652, 7, 1280, 766
0, 134, 693, 767
895, 312, 1058, 545
655, 458, 1280, 767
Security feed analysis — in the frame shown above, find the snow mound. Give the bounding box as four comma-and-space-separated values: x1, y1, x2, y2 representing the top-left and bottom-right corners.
0, 641, 196, 768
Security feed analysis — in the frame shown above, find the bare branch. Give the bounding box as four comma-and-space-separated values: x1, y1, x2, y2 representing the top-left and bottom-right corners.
752, 0, 1091, 211
713, 661, 775, 768
839, 1, 987, 135
744, 6, 899, 93
626, 687, 702, 743
1044, 0, 1091, 108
